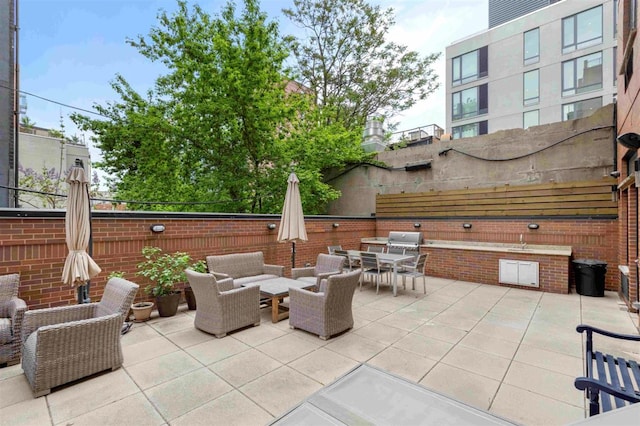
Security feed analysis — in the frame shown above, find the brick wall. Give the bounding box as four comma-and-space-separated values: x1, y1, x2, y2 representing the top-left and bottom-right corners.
0, 213, 375, 309
377, 217, 618, 292
0, 212, 619, 308
423, 247, 570, 293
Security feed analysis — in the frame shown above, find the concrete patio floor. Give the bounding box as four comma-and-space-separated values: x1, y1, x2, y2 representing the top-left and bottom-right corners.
1, 277, 638, 425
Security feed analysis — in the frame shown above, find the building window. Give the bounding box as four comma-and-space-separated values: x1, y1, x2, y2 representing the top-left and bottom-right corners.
562, 97, 602, 121
452, 84, 488, 120
523, 70, 539, 106
523, 110, 539, 129
562, 51, 603, 96
452, 46, 488, 86
452, 120, 488, 139
562, 5, 603, 53
524, 28, 539, 65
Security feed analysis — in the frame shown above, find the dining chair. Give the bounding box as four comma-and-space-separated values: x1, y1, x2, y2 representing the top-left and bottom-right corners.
333, 249, 359, 271
397, 253, 429, 293
327, 245, 342, 255
359, 252, 391, 294
386, 246, 405, 255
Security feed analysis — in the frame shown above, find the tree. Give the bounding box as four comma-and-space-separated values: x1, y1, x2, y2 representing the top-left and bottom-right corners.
20, 116, 36, 130
283, 0, 441, 130
73, 0, 366, 214
18, 165, 67, 209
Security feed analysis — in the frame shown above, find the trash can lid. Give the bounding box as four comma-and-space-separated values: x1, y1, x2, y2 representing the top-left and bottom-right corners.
572, 259, 607, 266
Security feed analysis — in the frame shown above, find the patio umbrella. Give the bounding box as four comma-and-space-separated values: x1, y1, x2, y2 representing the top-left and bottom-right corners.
277, 172, 308, 268
61, 164, 101, 303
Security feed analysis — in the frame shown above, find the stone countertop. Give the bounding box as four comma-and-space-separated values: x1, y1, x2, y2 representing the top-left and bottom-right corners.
361, 238, 572, 257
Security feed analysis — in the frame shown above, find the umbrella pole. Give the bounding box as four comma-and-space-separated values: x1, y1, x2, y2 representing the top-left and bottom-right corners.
291, 241, 296, 269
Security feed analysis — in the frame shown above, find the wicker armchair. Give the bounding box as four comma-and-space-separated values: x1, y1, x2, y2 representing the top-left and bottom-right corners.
185, 269, 260, 338
21, 278, 138, 397
0, 273, 27, 366
289, 269, 361, 340
291, 253, 345, 290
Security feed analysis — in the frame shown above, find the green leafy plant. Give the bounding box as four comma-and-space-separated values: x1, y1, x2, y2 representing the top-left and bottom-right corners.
107, 271, 126, 279
137, 246, 196, 297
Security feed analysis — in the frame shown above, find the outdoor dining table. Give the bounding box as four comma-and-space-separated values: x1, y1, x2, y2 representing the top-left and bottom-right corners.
347, 250, 414, 296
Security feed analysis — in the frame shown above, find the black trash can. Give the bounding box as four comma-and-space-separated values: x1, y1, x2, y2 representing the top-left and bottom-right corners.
572, 259, 607, 297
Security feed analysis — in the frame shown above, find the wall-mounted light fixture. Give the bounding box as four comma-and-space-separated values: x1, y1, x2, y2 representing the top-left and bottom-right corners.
617, 132, 640, 150
332, 223, 340, 228
413, 223, 421, 228
150, 224, 166, 233
267, 223, 277, 230
527, 223, 540, 230
462, 223, 472, 229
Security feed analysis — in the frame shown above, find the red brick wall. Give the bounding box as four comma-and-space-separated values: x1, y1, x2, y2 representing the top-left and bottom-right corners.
0, 213, 619, 308
0, 214, 375, 309
376, 218, 618, 292
423, 247, 570, 293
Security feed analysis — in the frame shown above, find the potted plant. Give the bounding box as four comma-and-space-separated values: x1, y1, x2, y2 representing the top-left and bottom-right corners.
136, 246, 195, 317
183, 260, 207, 310
131, 300, 154, 322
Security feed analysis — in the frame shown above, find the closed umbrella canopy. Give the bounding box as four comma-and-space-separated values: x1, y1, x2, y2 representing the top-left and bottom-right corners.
61, 166, 101, 288
277, 172, 308, 268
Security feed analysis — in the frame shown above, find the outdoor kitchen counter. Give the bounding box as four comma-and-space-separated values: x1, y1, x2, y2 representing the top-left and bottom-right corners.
361, 238, 572, 256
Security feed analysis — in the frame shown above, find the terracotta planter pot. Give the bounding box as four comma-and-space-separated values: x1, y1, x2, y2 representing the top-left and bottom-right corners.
155, 291, 181, 317
131, 301, 154, 322
184, 286, 197, 310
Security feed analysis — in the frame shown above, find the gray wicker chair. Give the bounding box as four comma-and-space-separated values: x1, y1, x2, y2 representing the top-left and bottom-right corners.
185, 269, 260, 338
291, 253, 345, 290
0, 273, 27, 366
21, 277, 138, 397
289, 269, 361, 340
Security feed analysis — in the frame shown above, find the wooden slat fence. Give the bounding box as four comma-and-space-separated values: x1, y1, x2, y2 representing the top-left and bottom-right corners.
376, 179, 618, 218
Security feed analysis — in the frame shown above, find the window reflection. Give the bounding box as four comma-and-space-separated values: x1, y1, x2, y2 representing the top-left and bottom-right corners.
562, 6, 603, 53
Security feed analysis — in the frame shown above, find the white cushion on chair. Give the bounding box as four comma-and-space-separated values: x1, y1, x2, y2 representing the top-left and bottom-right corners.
0, 319, 11, 344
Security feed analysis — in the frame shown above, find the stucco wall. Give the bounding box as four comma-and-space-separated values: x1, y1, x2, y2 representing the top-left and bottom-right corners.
328, 103, 615, 216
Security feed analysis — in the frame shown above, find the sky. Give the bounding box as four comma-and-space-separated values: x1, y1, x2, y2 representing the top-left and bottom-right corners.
18, 0, 489, 168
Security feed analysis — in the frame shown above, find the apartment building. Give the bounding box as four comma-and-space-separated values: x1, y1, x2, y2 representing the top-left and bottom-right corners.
446, 0, 617, 139
489, 0, 562, 28
615, 0, 639, 312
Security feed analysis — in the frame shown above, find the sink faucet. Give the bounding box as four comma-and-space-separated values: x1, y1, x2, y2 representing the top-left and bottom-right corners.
520, 234, 527, 250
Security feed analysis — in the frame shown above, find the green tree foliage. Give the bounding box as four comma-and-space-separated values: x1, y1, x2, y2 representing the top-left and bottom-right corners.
283, 0, 441, 129
73, 0, 365, 214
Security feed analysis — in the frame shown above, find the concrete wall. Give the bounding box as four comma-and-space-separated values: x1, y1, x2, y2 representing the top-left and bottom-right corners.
18, 132, 91, 208
447, 0, 617, 134
330, 103, 615, 217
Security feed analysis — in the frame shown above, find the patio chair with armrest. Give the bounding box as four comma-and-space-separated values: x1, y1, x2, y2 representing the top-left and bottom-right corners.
289, 269, 361, 340
0, 273, 27, 367
397, 253, 429, 293
185, 269, 260, 338
359, 252, 391, 294
292, 254, 345, 290
21, 277, 138, 397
